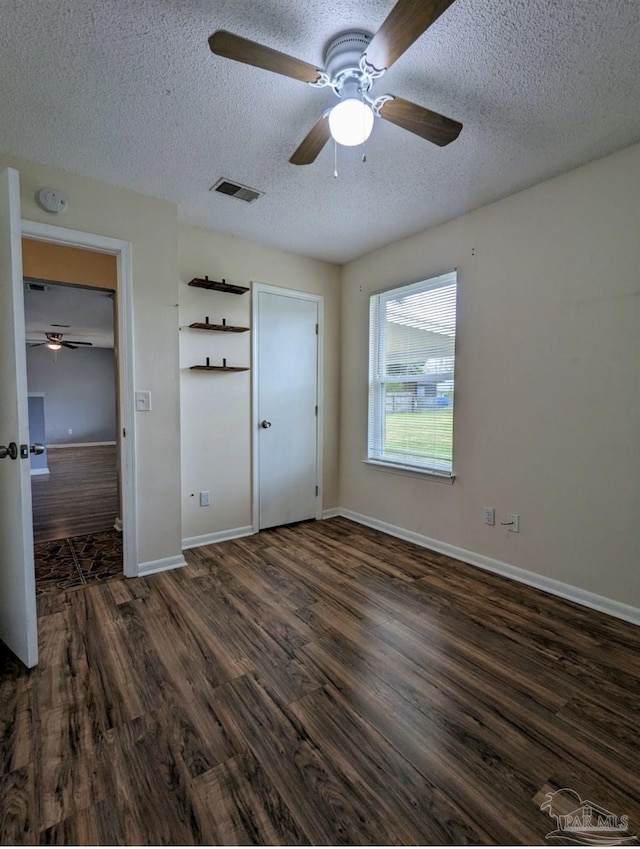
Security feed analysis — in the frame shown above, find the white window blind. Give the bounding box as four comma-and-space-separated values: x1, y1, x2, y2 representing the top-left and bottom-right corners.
368, 271, 457, 475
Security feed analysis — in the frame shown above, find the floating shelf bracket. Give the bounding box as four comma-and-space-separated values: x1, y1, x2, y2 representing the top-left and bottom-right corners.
188, 276, 249, 295
190, 356, 249, 372
189, 316, 249, 333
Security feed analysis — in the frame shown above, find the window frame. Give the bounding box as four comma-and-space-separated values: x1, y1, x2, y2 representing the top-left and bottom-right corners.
367, 271, 457, 480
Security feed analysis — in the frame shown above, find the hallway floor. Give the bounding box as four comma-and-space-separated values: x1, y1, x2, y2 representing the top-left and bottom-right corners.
31, 444, 118, 543
34, 529, 123, 596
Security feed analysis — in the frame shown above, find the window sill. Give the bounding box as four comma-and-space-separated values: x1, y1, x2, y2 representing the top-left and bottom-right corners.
363, 459, 455, 484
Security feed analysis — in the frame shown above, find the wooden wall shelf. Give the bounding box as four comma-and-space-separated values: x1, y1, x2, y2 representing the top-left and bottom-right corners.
188, 276, 249, 295
190, 357, 249, 372
189, 317, 249, 333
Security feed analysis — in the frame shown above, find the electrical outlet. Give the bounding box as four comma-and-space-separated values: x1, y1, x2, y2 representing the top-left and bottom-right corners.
67, 428, 73, 435
483, 506, 495, 526
199, 490, 210, 507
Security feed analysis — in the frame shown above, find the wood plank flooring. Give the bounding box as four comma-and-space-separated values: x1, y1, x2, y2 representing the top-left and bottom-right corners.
31, 445, 118, 542
1, 517, 639, 844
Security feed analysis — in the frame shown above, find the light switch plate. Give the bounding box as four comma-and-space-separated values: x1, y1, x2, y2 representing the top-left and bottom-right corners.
135, 390, 152, 412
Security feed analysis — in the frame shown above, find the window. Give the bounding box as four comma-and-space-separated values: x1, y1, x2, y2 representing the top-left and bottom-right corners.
368, 271, 457, 476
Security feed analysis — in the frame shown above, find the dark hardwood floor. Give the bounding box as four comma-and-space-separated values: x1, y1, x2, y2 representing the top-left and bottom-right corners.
1, 517, 639, 844
31, 445, 118, 543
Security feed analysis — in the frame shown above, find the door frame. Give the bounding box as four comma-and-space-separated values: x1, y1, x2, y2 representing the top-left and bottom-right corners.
251, 283, 324, 534
21, 219, 138, 578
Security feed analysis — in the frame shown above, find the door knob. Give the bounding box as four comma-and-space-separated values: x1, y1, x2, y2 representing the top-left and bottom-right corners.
0, 442, 18, 460
30, 443, 45, 455
260, 420, 272, 429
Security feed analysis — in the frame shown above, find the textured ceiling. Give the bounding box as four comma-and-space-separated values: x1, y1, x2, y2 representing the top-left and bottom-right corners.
1, 0, 639, 264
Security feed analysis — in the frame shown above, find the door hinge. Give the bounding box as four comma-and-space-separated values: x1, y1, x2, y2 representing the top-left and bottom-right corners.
122, 428, 126, 438
315, 323, 318, 335
315, 405, 318, 416
315, 485, 319, 497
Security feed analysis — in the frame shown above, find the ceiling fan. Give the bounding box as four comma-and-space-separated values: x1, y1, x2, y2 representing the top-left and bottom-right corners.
208, 0, 463, 165
28, 332, 93, 351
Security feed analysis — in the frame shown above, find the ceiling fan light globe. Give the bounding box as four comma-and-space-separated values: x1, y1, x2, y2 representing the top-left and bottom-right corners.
46, 342, 62, 350
329, 98, 374, 146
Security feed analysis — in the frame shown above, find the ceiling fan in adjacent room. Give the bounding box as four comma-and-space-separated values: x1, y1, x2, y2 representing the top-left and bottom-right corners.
208, 0, 463, 165
28, 332, 93, 351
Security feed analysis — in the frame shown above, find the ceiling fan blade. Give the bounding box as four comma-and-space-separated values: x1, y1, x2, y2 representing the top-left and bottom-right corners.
62, 342, 79, 349
378, 95, 462, 146
28, 342, 45, 347
290, 116, 331, 165
64, 340, 93, 346
209, 30, 325, 84
363, 0, 457, 73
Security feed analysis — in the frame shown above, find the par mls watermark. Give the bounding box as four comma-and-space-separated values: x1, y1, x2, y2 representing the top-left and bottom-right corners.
541, 788, 639, 846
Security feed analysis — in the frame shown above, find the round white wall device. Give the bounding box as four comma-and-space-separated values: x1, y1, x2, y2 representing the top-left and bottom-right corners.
37, 188, 69, 214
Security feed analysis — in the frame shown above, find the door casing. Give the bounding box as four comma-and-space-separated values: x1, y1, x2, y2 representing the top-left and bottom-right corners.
251, 283, 324, 534
21, 220, 138, 577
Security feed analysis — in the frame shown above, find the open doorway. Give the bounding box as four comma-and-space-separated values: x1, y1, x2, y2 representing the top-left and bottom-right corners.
19, 220, 138, 587
22, 238, 125, 595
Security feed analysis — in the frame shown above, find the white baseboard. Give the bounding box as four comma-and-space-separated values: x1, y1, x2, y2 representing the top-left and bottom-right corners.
322, 508, 341, 519
182, 526, 254, 550
137, 554, 187, 577
337, 508, 640, 627
30, 467, 49, 476
48, 441, 117, 449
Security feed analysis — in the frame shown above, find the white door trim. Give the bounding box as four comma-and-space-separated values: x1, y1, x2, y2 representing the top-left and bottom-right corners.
21, 219, 138, 578
251, 283, 324, 534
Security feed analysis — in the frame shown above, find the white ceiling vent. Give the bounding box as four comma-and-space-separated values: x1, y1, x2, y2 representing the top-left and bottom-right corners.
210, 178, 263, 204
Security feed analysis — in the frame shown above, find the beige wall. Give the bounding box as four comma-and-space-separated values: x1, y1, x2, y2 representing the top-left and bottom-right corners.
22, 238, 117, 291
340, 143, 640, 608
179, 225, 341, 542
1, 154, 181, 567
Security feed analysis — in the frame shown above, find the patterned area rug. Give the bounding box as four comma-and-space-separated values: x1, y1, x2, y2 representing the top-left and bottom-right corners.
34, 529, 123, 595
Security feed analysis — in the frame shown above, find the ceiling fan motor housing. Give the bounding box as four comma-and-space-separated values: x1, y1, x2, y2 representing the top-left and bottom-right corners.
324, 31, 373, 96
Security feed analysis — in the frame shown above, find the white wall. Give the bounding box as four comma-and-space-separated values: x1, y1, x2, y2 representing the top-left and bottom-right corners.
179, 225, 341, 544
340, 143, 640, 609
1, 154, 181, 567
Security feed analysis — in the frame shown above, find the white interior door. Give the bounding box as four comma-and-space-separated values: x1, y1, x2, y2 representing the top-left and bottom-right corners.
0, 168, 38, 668
255, 288, 320, 530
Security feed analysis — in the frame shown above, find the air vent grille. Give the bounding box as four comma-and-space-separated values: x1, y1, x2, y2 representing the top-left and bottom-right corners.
25, 281, 47, 292
211, 178, 263, 204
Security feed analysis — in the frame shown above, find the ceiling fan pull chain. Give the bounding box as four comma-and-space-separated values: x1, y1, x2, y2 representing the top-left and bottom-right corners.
362, 95, 368, 162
